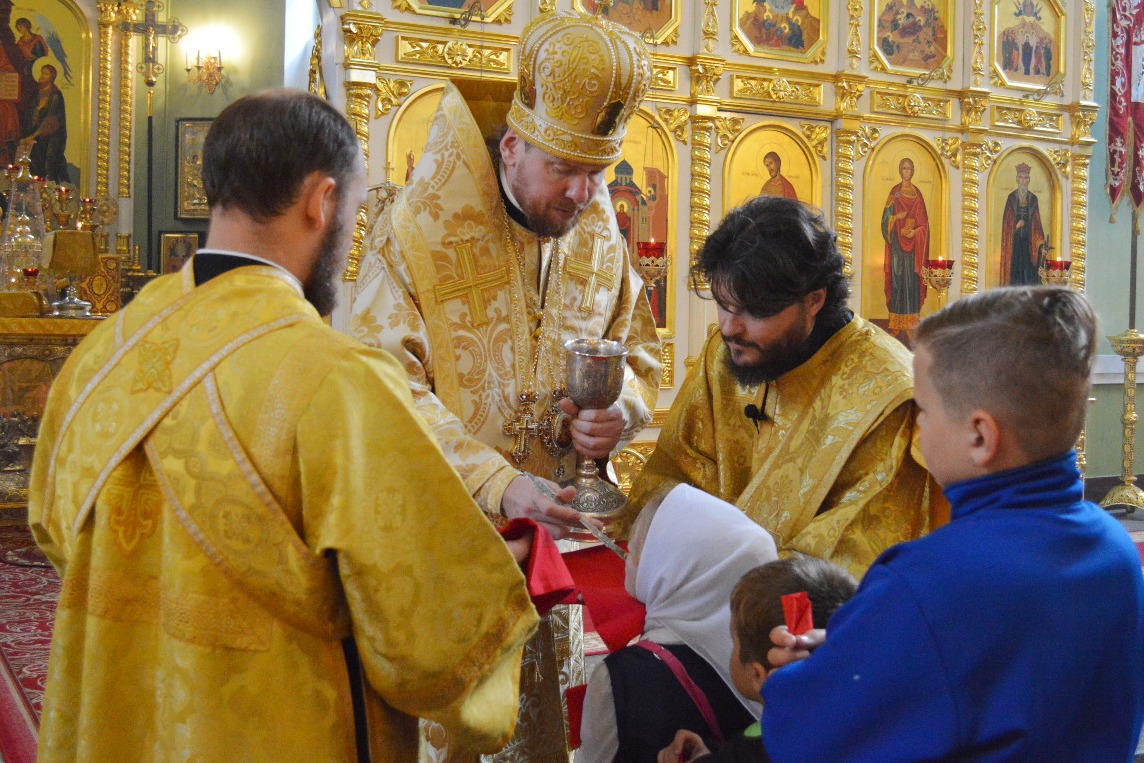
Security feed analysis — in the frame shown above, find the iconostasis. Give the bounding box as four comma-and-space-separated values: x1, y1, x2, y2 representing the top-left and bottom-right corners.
321, 0, 1095, 450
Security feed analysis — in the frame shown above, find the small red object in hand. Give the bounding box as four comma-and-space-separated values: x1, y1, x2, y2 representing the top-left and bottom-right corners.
781, 591, 814, 636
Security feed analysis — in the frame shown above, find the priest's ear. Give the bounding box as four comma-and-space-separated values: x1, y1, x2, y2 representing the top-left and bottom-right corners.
301, 172, 340, 232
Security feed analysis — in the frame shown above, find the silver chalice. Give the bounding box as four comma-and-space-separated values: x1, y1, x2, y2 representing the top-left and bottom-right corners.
561, 337, 629, 522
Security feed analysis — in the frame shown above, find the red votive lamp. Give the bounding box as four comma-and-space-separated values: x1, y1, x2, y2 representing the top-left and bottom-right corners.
1046, 258, 1070, 271
926, 258, 955, 270
636, 240, 666, 263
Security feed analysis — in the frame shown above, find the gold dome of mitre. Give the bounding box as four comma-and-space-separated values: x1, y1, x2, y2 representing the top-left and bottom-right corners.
507, 10, 651, 167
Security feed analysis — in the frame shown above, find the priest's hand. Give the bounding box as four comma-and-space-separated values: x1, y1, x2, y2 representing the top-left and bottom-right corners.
658, 729, 709, 763
502, 475, 581, 539
558, 398, 625, 460
767, 625, 825, 674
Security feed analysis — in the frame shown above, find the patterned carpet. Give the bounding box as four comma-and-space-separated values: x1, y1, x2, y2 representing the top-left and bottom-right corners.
0, 524, 57, 763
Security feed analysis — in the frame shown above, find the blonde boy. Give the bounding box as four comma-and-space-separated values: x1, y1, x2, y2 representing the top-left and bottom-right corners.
757, 287, 1144, 762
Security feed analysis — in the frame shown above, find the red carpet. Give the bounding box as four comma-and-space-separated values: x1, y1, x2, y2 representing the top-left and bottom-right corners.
0, 524, 58, 763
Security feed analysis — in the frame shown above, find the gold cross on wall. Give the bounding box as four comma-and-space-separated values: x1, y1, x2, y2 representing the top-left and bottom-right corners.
565, 234, 616, 313
502, 391, 540, 464
434, 242, 509, 327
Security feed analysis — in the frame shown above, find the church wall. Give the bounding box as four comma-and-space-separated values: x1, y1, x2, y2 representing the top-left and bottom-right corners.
128, 0, 289, 270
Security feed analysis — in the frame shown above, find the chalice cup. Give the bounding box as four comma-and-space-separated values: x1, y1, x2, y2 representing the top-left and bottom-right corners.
562, 337, 629, 523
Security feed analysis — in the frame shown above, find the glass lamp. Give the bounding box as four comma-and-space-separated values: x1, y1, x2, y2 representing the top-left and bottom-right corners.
42, 230, 98, 317
0, 151, 46, 291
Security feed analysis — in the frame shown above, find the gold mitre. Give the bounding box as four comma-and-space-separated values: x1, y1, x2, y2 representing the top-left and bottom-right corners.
507, 10, 651, 167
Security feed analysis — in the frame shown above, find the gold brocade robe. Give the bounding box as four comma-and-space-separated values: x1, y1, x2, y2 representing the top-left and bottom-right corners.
621, 317, 948, 578
349, 83, 660, 761
29, 265, 537, 762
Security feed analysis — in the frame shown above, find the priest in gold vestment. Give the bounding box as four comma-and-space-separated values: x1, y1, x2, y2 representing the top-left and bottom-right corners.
349, 12, 661, 760
620, 197, 947, 578
29, 91, 537, 762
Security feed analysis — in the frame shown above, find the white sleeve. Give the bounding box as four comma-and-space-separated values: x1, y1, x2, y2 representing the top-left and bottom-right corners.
577, 661, 620, 763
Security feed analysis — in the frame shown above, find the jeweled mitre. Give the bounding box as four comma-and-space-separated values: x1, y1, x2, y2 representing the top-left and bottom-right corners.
507, 10, 651, 167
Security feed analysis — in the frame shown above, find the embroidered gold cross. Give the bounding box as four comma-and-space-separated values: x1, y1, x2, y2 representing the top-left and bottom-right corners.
565, 234, 615, 313
502, 391, 541, 464
434, 242, 509, 327
132, 338, 180, 393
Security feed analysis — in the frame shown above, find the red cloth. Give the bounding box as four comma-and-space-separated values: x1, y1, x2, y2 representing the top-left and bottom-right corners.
1108, 0, 1144, 213
781, 591, 814, 636
562, 544, 646, 653
498, 518, 577, 616
566, 683, 588, 749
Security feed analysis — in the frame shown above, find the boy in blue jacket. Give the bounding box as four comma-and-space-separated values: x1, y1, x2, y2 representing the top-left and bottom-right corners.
686, 287, 1144, 762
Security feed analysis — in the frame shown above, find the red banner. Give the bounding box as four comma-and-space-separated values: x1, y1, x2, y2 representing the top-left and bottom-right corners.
1107, 0, 1144, 215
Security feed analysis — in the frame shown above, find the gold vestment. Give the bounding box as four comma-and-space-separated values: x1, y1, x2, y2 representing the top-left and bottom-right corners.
349, 83, 661, 761
622, 317, 948, 578
30, 266, 537, 762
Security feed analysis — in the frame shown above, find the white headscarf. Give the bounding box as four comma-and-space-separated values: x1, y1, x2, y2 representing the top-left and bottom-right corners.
629, 483, 778, 716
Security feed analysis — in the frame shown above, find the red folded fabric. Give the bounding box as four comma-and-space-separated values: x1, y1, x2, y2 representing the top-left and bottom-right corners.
562, 544, 646, 653
499, 518, 578, 616
566, 683, 588, 749
781, 591, 813, 636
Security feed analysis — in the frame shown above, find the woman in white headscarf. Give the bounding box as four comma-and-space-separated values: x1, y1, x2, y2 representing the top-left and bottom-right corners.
579, 484, 778, 763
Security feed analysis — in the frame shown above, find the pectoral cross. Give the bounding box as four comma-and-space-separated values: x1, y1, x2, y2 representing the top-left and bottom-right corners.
566, 234, 616, 313
503, 391, 540, 464
434, 242, 509, 327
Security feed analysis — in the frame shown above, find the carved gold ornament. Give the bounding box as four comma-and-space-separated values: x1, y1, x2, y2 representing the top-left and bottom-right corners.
801, 123, 830, 160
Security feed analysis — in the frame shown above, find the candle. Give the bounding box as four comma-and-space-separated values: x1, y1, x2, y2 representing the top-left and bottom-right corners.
1047, 258, 1070, 272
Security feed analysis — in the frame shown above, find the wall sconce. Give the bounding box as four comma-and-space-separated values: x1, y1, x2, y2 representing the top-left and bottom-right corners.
186, 50, 224, 94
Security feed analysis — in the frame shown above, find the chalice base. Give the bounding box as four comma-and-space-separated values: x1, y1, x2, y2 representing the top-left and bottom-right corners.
562, 473, 626, 535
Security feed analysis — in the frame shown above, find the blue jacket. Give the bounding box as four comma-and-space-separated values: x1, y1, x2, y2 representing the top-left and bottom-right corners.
762, 451, 1144, 762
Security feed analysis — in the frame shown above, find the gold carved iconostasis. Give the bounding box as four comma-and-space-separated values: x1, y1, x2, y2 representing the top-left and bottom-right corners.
323, 0, 1097, 457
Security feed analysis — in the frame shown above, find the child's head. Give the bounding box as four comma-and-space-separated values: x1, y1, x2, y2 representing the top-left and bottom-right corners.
728, 555, 858, 699
913, 286, 1096, 484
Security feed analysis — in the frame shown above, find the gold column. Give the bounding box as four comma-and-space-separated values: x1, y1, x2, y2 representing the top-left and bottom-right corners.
339, 12, 384, 282
1081, 0, 1096, 101
688, 113, 715, 275
1102, 331, 1144, 512
834, 129, 857, 278
117, 18, 135, 200
1069, 153, 1091, 292
959, 142, 982, 295
95, 2, 119, 199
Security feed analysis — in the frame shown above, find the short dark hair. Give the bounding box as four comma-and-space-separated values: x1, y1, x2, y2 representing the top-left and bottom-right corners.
202, 89, 360, 223
15, 17, 30, 30
693, 195, 849, 320
915, 286, 1097, 460
730, 555, 857, 669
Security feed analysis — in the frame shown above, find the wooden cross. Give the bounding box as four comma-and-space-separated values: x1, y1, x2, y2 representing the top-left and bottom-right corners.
566, 234, 616, 313
434, 242, 509, 327
502, 391, 540, 464
120, 1, 187, 97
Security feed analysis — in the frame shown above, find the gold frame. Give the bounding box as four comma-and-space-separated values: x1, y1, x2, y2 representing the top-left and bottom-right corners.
573, 0, 683, 47
730, 0, 829, 63
175, 118, 211, 220
861, 133, 950, 327
983, 146, 1063, 289
159, 231, 201, 274
869, 0, 955, 79
722, 120, 823, 211
390, 0, 514, 25
989, 0, 1066, 91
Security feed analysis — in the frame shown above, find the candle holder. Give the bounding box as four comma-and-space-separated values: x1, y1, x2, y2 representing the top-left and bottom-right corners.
635, 240, 668, 284
1038, 258, 1072, 287
1100, 329, 1144, 514
921, 258, 955, 299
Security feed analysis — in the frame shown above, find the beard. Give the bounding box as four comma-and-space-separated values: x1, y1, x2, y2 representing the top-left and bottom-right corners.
723, 331, 814, 386
303, 213, 345, 316
510, 174, 587, 239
